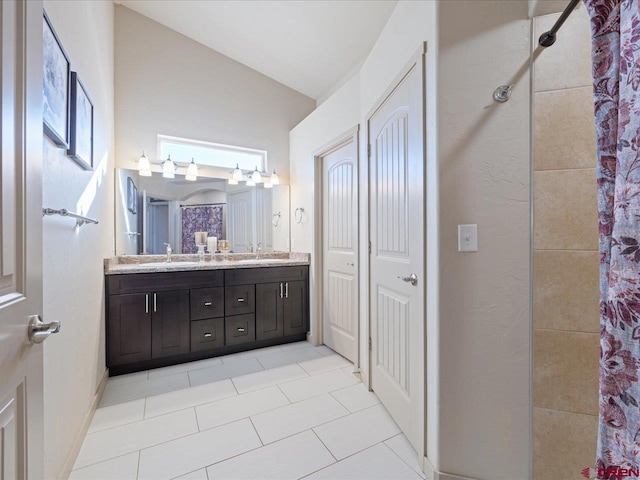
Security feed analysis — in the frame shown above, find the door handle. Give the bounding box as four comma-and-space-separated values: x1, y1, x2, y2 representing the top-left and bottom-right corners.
280, 283, 283, 298
237, 327, 246, 332
285, 282, 289, 298
204, 333, 212, 338
28, 315, 61, 344
237, 298, 245, 303
204, 302, 212, 306
145, 294, 149, 313
153, 293, 157, 312
398, 273, 418, 286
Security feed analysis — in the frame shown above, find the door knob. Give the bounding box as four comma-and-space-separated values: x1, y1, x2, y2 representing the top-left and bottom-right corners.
28, 315, 61, 344
398, 273, 418, 286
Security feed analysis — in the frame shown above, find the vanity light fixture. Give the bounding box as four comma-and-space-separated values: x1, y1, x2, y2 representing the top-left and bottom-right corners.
228, 178, 239, 185
251, 166, 263, 184
185, 157, 198, 181
246, 178, 256, 187
264, 182, 273, 189
232, 163, 244, 182
138, 151, 152, 177
270, 169, 280, 185
162, 155, 176, 179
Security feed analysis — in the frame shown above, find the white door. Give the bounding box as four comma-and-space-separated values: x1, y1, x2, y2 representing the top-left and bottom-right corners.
368, 55, 425, 455
322, 137, 358, 362
1, 1, 48, 478
227, 189, 254, 252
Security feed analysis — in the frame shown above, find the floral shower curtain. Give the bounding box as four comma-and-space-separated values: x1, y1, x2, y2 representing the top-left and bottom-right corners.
583, 0, 640, 472
180, 205, 224, 253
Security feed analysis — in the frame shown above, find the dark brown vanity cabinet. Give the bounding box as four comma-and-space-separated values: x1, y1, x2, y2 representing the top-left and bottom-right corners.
106, 266, 309, 375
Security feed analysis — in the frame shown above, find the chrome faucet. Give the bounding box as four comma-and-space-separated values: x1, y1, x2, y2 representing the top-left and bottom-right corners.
164, 242, 172, 263
256, 242, 262, 260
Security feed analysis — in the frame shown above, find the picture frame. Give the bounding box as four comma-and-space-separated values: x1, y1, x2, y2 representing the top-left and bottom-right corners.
68, 72, 94, 170
127, 177, 138, 215
42, 10, 70, 148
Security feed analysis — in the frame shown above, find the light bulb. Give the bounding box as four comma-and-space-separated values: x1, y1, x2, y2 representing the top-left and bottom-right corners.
138, 151, 152, 176
185, 158, 198, 181
232, 163, 243, 181
270, 169, 279, 185
251, 166, 262, 184
162, 155, 175, 179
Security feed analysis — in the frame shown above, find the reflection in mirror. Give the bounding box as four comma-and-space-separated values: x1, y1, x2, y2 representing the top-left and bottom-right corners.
115, 168, 290, 255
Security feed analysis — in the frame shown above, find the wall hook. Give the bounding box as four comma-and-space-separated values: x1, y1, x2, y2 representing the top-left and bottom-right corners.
493, 84, 514, 103
294, 207, 304, 224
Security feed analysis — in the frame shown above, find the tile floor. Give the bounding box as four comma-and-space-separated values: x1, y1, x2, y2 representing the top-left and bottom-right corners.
70, 341, 426, 480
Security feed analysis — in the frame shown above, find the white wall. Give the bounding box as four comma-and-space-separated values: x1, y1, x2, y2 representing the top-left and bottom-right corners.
114, 5, 316, 184
436, 2, 531, 479
41, 1, 115, 478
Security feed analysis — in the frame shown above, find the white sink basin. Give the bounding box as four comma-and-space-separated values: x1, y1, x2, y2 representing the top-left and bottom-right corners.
237, 259, 288, 264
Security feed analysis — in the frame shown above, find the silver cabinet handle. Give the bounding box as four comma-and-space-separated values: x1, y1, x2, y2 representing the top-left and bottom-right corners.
237, 327, 245, 332
145, 294, 149, 314
204, 333, 212, 338
204, 302, 212, 306
153, 293, 157, 312
285, 282, 289, 298
237, 298, 245, 303
28, 315, 61, 344
280, 282, 283, 298
398, 273, 418, 286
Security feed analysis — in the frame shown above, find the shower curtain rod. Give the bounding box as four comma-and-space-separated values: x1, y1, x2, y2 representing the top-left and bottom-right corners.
180, 203, 225, 208
538, 0, 581, 47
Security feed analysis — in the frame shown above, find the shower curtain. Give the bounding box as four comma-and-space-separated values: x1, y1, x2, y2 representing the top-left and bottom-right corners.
180, 205, 223, 254
584, 0, 640, 472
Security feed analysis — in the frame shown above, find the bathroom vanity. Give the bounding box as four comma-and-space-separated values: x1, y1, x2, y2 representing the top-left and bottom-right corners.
104, 254, 309, 376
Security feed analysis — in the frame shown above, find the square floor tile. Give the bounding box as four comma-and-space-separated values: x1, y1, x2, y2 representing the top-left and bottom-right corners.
330, 383, 380, 413
206, 430, 335, 479
148, 357, 223, 379
196, 386, 289, 431
137, 419, 261, 480
88, 399, 145, 434
232, 364, 308, 394
279, 369, 359, 403
100, 373, 190, 407
256, 347, 322, 370
305, 443, 422, 480
145, 379, 237, 418
384, 434, 426, 478
299, 354, 351, 376
314, 404, 401, 459
75, 408, 197, 469
188, 358, 263, 387
69, 452, 139, 480
251, 394, 349, 444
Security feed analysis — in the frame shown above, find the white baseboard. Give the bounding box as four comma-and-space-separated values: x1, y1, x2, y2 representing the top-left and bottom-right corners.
422, 458, 478, 480
60, 368, 109, 479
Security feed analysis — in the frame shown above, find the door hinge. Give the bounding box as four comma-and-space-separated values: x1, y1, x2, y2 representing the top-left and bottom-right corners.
368, 241, 371, 254
369, 337, 372, 350
367, 144, 371, 158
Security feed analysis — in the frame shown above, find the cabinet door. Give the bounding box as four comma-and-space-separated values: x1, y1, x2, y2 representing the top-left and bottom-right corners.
108, 293, 151, 366
256, 282, 283, 341
152, 290, 190, 358
283, 281, 308, 336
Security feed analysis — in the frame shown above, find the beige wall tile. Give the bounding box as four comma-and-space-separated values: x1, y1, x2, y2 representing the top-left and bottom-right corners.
534, 408, 597, 480
533, 4, 592, 92
534, 169, 598, 250
535, 88, 596, 171
534, 330, 599, 415
534, 250, 599, 332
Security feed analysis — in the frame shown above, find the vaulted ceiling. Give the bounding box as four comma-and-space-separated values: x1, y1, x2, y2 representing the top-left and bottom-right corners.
115, 0, 398, 100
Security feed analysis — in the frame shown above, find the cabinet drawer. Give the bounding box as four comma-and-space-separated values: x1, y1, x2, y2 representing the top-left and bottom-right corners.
190, 287, 224, 320
191, 318, 224, 352
108, 270, 224, 294
225, 285, 255, 316
225, 314, 255, 346
225, 266, 308, 286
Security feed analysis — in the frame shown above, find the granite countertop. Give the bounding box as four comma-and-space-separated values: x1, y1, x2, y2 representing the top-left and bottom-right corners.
104, 252, 310, 275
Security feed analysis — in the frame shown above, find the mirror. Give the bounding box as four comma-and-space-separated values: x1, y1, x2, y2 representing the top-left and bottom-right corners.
115, 168, 290, 255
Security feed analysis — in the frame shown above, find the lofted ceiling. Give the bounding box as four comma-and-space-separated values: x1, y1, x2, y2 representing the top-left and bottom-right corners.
115, 0, 398, 101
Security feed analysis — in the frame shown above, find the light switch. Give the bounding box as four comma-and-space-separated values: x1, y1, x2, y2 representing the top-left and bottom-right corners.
458, 224, 478, 252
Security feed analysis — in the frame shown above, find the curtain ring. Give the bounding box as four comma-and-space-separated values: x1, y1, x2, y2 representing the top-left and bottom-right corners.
295, 207, 304, 224
272, 212, 281, 227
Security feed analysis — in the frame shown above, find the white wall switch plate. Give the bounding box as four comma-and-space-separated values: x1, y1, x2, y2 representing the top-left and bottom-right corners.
458, 224, 478, 252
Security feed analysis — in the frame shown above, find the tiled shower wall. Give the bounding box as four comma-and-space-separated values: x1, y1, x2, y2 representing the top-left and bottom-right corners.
532, 5, 600, 478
